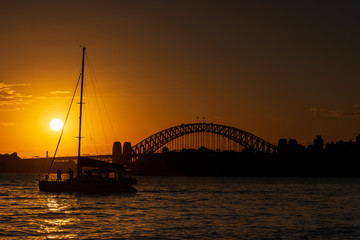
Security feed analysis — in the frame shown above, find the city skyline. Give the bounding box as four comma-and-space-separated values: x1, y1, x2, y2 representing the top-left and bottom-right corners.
1, 1, 360, 157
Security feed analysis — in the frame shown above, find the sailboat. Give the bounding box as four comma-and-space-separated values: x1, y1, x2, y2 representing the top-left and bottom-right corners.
39, 47, 137, 193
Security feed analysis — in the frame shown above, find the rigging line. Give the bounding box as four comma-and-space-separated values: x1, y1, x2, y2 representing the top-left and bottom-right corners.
85, 55, 115, 154
83, 81, 100, 155
47, 74, 81, 176
82, 87, 91, 154
86, 53, 117, 141
86, 56, 109, 152
80, 54, 104, 154
84, 85, 100, 155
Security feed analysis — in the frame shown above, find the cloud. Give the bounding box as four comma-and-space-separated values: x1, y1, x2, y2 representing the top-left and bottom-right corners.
309, 107, 329, 114
310, 107, 360, 118
49, 90, 71, 95
0, 83, 31, 88
0, 122, 16, 126
333, 112, 360, 117
0, 83, 32, 110
0, 83, 74, 111
0, 108, 24, 111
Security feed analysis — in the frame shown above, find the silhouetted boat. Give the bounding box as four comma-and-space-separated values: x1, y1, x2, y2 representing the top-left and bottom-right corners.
39, 47, 137, 193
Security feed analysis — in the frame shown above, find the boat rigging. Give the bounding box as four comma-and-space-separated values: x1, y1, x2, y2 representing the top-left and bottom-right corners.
39, 47, 137, 193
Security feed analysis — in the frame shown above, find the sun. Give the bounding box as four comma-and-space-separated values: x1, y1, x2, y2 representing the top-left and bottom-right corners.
50, 119, 64, 131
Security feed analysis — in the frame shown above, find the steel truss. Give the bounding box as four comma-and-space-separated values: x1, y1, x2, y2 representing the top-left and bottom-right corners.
132, 123, 277, 158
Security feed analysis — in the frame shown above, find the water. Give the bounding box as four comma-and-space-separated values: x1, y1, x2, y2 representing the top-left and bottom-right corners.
0, 174, 360, 239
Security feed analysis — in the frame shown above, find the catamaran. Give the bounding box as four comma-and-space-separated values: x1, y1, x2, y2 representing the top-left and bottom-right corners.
39, 47, 137, 193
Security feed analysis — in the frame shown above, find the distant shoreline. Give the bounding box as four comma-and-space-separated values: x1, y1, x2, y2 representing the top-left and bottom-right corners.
1, 151, 360, 177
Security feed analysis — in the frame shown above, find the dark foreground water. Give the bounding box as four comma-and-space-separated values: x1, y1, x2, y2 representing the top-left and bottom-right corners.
0, 174, 360, 239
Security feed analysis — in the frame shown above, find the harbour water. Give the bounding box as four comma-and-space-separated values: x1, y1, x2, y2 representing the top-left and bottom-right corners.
1, 174, 360, 239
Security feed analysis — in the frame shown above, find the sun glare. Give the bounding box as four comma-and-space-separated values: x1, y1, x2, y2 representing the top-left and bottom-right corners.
50, 119, 63, 131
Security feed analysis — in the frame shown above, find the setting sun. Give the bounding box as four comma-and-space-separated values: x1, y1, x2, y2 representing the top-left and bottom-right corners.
50, 119, 63, 131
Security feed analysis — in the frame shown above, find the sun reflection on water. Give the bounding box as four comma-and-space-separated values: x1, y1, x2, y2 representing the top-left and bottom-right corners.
2, 175, 360, 239
47, 198, 61, 212
38, 196, 80, 239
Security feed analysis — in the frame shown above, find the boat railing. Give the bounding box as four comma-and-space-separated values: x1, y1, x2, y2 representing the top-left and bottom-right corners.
40, 173, 73, 182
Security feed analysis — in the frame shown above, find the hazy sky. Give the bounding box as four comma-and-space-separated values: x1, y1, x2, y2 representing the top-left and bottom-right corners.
1, 0, 359, 157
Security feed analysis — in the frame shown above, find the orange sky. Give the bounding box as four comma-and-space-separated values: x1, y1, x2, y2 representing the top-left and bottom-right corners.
1, 1, 360, 157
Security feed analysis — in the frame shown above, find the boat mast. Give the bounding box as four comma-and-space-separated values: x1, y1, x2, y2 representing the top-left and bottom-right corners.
77, 46, 86, 177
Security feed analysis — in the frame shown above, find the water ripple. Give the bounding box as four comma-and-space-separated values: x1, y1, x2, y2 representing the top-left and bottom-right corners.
1, 174, 360, 239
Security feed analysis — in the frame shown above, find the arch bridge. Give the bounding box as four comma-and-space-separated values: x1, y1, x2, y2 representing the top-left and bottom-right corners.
132, 123, 277, 158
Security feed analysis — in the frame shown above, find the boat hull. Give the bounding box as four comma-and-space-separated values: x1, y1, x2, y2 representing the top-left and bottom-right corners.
39, 179, 137, 193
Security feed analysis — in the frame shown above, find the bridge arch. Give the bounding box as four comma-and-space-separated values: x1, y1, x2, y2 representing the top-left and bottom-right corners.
132, 123, 277, 158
